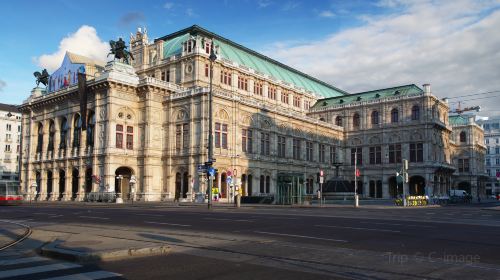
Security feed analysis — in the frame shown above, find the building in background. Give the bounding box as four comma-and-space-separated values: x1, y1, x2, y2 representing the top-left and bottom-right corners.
0, 103, 22, 181
476, 116, 500, 196
19, 25, 487, 202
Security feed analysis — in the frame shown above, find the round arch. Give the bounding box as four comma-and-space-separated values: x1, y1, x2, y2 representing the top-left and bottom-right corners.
115, 167, 134, 200
457, 181, 471, 193
409, 176, 426, 195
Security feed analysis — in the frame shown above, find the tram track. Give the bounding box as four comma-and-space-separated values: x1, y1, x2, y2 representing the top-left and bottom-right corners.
0, 219, 32, 251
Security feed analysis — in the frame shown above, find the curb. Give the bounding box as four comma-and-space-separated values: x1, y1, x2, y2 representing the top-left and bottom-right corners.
39, 240, 170, 263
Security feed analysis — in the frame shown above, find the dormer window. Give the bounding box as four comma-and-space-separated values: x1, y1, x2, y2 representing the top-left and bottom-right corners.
375, 93, 380, 98
394, 90, 400, 95
339, 99, 344, 104
322, 101, 327, 106
357, 96, 362, 101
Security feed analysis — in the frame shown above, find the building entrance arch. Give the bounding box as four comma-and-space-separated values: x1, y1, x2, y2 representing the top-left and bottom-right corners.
457, 181, 471, 194
71, 168, 79, 200
85, 168, 92, 194
59, 170, 65, 200
115, 167, 133, 200
409, 176, 425, 195
388, 176, 402, 198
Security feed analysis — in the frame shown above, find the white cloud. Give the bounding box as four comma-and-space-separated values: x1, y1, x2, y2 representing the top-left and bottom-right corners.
36, 25, 109, 72
265, 0, 500, 115
319, 10, 335, 18
282, 1, 300, 11
164, 2, 174, 9
186, 8, 197, 17
258, 0, 272, 8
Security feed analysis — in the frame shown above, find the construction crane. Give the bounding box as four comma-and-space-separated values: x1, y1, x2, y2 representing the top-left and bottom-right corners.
449, 101, 481, 114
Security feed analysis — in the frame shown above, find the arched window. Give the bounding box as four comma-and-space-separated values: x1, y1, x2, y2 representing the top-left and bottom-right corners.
73, 114, 82, 147
335, 116, 343, 127
371, 111, 379, 125
48, 120, 55, 152
353, 113, 360, 129
60, 117, 68, 149
391, 108, 399, 123
260, 175, 265, 193
87, 112, 95, 147
36, 123, 43, 153
460, 131, 466, 143
411, 105, 420, 120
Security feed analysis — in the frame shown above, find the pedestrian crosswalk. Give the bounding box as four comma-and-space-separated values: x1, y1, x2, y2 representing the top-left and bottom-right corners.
0, 249, 122, 280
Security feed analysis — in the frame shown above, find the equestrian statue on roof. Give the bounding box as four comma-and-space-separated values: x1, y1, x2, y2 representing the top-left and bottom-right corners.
33, 69, 49, 87
108, 37, 134, 65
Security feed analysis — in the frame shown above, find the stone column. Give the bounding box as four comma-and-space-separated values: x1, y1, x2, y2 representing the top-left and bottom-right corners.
363, 175, 370, 198
76, 169, 86, 201
39, 168, 47, 201
62, 169, 72, 201
50, 168, 59, 201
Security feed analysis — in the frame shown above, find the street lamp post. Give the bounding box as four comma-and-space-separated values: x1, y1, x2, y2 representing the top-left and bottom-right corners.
116, 175, 123, 203
207, 41, 217, 209
129, 175, 136, 204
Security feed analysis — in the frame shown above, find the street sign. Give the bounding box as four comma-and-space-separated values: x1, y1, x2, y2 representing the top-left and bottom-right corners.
198, 164, 207, 171
208, 167, 215, 177
319, 177, 324, 184
226, 176, 232, 184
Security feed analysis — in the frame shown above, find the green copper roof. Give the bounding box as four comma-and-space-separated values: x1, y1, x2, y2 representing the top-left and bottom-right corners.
156, 25, 347, 98
162, 33, 190, 58
311, 84, 424, 109
448, 115, 469, 126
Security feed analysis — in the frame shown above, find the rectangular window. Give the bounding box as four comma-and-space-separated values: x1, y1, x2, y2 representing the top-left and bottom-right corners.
486, 158, 491, 166
205, 42, 210, 54
237, 76, 248, 90
183, 124, 189, 149
261, 132, 270, 156
176, 124, 182, 151
205, 64, 209, 77
281, 91, 289, 104
319, 144, 325, 163
221, 124, 228, 149
304, 100, 310, 110
459, 159, 470, 172
496, 158, 500, 165
293, 96, 301, 107
410, 143, 424, 162
166, 69, 170, 82
18, 125, 21, 132
254, 82, 263, 96
278, 136, 286, 158
116, 124, 123, 148
306, 141, 313, 161
5, 144, 10, 152
330, 146, 336, 164
5, 134, 11, 141
215, 123, 221, 148
221, 70, 232, 86
496, 147, 500, 154
126, 126, 133, 149
388, 144, 402, 164
161, 70, 166, 81
351, 148, 362, 165
369, 146, 381, 164
6, 124, 11, 131
293, 139, 301, 160
242, 128, 252, 153
268, 87, 276, 100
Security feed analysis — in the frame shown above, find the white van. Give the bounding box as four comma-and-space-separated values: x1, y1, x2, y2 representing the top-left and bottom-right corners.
450, 190, 469, 197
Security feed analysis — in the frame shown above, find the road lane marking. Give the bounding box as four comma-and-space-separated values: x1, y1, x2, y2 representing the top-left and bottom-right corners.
204, 218, 253, 222
78, 216, 109, 220
134, 213, 164, 217
0, 263, 81, 278
144, 221, 191, 227
40, 270, 122, 280
0, 256, 48, 266
425, 213, 436, 215
315, 225, 401, 233
360, 222, 434, 228
254, 231, 348, 243
49, 215, 64, 218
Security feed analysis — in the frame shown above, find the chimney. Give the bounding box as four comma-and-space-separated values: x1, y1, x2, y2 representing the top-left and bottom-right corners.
423, 84, 431, 95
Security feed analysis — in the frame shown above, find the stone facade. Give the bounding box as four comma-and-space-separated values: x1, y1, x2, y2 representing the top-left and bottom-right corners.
0, 104, 22, 181
19, 25, 486, 202
476, 116, 500, 196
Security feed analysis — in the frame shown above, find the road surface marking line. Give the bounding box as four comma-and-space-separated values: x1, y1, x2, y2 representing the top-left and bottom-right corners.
315, 225, 400, 233
40, 270, 122, 280
254, 231, 348, 243
481, 215, 492, 217
134, 214, 164, 217
0, 256, 48, 266
144, 221, 191, 227
49, 215, 64, 218
0, 263, 81, 278
360, 222, 434, 228
425, 213, 436, 215
78, 216, 110, 220
204, 218, 253, 222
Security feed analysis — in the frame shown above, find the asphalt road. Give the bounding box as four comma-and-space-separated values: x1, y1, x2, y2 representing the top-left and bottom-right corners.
2, 203, 500, 279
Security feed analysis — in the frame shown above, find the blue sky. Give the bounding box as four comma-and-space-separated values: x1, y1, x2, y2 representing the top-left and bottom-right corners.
1, 0, 500, 115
